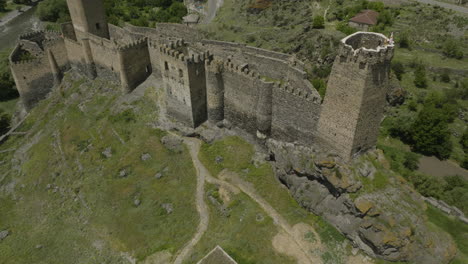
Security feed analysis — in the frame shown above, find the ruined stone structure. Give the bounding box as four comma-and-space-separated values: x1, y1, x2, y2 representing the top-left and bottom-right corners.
9, 0, 394, 161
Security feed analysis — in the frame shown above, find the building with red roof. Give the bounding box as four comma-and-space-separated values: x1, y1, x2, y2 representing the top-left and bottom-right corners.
349, 10, 380, 31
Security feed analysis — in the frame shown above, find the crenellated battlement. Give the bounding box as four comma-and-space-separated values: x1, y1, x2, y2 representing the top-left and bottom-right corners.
117, 37, 148, 51
222, 60, 260, 80
339, 32, 394, 66
273, 81, 315, 101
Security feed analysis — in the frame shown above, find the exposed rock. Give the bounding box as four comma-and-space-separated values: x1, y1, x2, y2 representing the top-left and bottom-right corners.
101, 147, 112, 158
141, 153, 151, 161
162, 203, 173, 214
155, 172, 163, 179
119, 169, 127, 178
215, 156, 224, 164
161, 135, 183, 153
0, 230, 9, 241
267, 139, 456, 264
35, 244, 43, 249
358, 161, 376, 179
134, 199, 141, 207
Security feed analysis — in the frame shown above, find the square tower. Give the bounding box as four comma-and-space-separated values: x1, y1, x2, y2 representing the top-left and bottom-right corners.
66, 0, 109, 39
317, 32, 394, 160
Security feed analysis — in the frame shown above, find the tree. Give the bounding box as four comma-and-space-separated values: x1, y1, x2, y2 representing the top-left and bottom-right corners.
461, 129, 468, 152
391, 61, 405, 81
0, 110, 10, 136
440, 71, 450, 83
36, 0, 70, 22
410, 104, 453, 159
312, 15, 325, 29
443, 38, 463, 59
398, 31, 410, 49
414, 64, 427, 88
0, 0, 6, 12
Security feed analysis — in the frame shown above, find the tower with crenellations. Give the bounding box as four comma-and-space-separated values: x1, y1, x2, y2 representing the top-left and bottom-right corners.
317, 32, 394, 159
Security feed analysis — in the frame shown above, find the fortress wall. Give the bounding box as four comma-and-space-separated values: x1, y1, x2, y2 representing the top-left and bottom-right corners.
87, 34, 120, 81
118, 38, 152, 92
222, 63, 260, 134
123, 23, 202, 43
199, 39, 320, 99
271, 84, 321, 144
44, 38, 70, 73
109, 24, 142, 44
148, 43, 162, 78
205, 60, 224, 123
10, 54, 54, 111
160, 48, 194, 126
19, 31, 46, 48
61, 22, 77, 41
187, 59, 207, 127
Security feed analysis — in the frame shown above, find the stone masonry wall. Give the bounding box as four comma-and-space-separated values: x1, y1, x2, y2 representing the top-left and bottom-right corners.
118, 38, 152, 92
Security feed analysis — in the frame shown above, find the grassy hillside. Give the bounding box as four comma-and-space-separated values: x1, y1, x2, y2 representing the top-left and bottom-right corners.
0, 74, 200, 263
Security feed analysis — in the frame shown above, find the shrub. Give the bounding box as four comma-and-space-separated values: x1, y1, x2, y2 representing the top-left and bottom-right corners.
312, 15, 325, 29
36, 0, 70, 22
414, 64, 428, 88
312, 78, 327, 98
443, 38, 463, 59
403, 152, 420, 171
398, 32, 411, 49
440, 71, 450, 83
0, 110, 10, 135
391, 61, 405, 81
336, 21, 357, 35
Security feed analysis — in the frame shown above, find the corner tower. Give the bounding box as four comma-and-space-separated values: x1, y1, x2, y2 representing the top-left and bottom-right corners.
317, 32, 394, 160
66, 0, 109, 39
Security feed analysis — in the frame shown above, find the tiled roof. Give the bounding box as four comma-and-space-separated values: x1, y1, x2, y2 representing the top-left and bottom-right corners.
350, 10, 379, 25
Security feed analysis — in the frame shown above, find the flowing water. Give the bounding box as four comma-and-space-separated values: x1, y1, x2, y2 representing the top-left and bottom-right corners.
0, 7, 43, 50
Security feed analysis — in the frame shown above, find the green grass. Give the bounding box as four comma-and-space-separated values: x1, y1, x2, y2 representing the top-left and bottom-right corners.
0, 75, 198, 263
0, 98, 19, 116
186, 184, 296, 264
198, 136, 349, 263
426, 204, 468, 264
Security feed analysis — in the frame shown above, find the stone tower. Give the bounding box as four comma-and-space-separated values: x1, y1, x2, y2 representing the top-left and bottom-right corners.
66, 0, 109, 39
317, 32, 394, 160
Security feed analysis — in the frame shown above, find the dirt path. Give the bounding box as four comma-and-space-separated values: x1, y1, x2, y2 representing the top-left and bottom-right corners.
172, 138, 210, 264
182, 137, 322, 264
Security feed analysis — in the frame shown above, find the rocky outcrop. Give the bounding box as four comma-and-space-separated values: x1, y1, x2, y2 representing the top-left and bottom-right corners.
266, 140, 456, 264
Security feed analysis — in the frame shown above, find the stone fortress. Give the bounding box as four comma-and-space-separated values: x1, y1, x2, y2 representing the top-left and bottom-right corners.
9, 0, 394, 161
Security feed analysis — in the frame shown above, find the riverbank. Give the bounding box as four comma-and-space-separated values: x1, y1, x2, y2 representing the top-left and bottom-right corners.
0, 5, 43, 50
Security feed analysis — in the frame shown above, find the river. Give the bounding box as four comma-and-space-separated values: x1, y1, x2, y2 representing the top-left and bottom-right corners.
0, 7, 43, 51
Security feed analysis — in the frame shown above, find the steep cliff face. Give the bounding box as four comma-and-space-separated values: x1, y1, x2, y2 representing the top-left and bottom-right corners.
267, 140, 457, 264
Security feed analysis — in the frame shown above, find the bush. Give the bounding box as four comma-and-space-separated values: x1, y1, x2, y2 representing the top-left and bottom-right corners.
0, 0, 6, 12
398, 31, 411, 49
0, 51, 18, 101
440, 71, 451, 83
36, 0, 69, 22
0, 110, 10, 135
414, 64, 428, 88
312, 15, 325, 29
336, 21, 357, 35
312, 78, 327, 98
391, 61, 405, 81
403, 152, 420, 171
443, 38, 463, 59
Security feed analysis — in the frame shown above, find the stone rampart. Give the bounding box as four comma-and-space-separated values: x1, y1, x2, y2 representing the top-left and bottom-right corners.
118, 37, 152, 92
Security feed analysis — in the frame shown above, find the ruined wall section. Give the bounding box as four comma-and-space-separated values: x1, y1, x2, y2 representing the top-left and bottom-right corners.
118, 38, 152, 92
